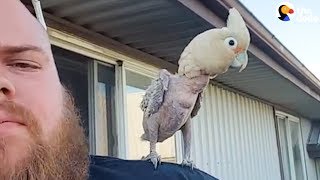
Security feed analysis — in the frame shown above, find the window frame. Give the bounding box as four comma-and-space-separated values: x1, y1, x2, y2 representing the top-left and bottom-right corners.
275, 111, 307, 180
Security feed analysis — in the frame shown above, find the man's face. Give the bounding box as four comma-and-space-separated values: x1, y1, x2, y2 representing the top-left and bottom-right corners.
0, 1, 89, 179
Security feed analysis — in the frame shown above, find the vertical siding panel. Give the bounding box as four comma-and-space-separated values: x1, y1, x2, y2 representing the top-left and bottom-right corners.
219, 88, 226, 178
223, 91, 232, 179
240, 95, 250, 179
249, 100, 257, 179
236, 94, 245, 179
230, 92, 239, 178
217, 87, 227, 179
264, 105, 272, 177
197, 100, 205, 169
263, 104, 271, 179
225, 91, 234, 178
244, 98, 251, 180
226, 91, 233, 179
206, 88, 215, 175
263, 104, 270, 180
248, 99, 259, 179
246, 97, 255, 180
259, 103, 268, 180
198, 105, 205, 167
249, 100, 256, 179
265, 105, 271, 177
254, 100, 263, 178
254, 101, 261, 178
213, 87, 222, 178
260, 102, 268, 179
190, 84, 281, 180
202, 89, 210, 171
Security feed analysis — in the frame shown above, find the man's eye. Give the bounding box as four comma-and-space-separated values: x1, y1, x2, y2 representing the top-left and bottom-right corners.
8, 61, 41, 71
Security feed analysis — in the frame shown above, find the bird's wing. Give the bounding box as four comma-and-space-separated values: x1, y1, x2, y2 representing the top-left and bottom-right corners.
191, 92, 204, 118
140, 69, 171, 118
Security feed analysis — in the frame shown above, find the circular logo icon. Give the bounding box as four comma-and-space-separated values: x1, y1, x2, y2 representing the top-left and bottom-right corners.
276, 2, 295, 21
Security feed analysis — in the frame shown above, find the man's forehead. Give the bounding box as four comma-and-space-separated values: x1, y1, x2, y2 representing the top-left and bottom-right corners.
0, 0, 49, 52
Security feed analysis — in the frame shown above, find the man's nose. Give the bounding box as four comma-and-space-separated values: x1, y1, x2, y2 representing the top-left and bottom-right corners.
0, 77, 15, 102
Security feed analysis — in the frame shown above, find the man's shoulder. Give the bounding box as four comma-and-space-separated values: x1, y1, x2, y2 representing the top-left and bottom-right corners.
88, 155, 219, 180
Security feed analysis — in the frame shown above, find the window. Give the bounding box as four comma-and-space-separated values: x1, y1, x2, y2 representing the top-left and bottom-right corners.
54, 46, 90, 141
94, 63, 117, 156
276, 112, 307, 180
53, 45, 176, 160
125, 70, 176, 163
53, 46, 117, 156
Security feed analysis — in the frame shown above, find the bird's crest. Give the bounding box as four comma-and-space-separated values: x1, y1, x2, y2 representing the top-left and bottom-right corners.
227, 8, 250, 50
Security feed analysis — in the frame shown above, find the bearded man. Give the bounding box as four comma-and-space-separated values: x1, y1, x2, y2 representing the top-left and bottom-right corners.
0, 0, 217, 179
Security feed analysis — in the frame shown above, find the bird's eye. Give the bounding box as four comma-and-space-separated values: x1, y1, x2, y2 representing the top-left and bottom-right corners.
224, 37, 238, 49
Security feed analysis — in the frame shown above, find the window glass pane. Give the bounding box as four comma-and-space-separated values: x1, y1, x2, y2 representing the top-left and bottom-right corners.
96, 63, 116, 156
289, 121, 304, 180
278, 117, 292, 180
125, 70, 176, 163
53, 46, 90, 141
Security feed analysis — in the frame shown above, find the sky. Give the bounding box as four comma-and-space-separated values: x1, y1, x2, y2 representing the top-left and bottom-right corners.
238, 0, 320, 79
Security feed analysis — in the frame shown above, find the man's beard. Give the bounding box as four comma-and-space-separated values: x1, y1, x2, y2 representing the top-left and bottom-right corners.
0, 88, 89, 180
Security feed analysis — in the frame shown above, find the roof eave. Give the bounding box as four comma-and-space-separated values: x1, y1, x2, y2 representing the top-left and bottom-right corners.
177, 0, 320, 102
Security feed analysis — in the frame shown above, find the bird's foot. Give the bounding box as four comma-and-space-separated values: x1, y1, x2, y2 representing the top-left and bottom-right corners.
181, 159, 196, 170
142, 152, 161, 169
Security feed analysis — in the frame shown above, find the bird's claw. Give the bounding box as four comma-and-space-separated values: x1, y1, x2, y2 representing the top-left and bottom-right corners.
142, 152, 161, 169
181, 159, 196, 170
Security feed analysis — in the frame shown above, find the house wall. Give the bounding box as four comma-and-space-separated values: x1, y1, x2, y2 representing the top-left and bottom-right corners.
300, 118, 318, 180
175, 84, 282, 180
48, 27, 319, 180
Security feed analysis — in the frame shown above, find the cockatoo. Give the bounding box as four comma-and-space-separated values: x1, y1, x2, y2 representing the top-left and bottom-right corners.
140, 8, 250, 169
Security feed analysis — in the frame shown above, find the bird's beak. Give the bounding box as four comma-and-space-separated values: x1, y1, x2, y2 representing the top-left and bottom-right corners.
230, 51, 248, 72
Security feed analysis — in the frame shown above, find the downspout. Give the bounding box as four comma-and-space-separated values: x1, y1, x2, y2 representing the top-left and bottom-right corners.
31, 0, 47, 30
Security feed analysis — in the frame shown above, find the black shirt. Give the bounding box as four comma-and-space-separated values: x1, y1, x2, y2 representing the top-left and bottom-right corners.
89, 155, 219, 180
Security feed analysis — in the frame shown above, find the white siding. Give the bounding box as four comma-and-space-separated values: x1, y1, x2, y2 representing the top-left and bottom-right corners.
177, 84, 282, 180
300, 118, 318, 180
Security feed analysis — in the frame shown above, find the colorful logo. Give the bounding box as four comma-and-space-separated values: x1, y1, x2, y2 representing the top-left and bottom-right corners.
278, 3, 295, 21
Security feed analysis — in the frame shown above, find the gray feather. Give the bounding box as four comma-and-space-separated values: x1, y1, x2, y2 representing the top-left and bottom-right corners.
140, 69, 171, 118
